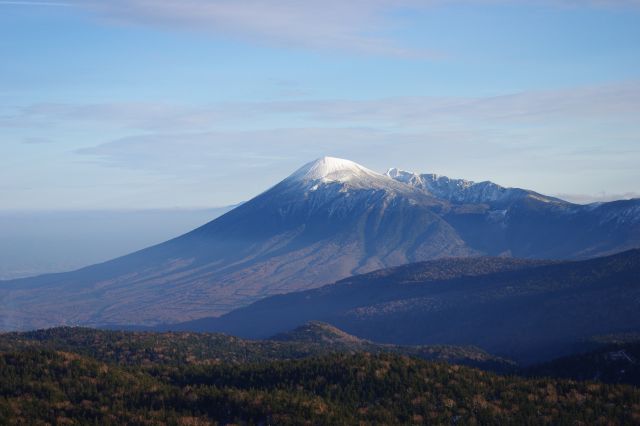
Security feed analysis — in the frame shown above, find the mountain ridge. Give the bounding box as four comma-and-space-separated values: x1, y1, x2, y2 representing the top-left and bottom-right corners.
385, 167, 567, 206
1, 156, 638, 330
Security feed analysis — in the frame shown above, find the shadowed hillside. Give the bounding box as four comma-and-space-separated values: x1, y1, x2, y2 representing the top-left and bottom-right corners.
172, 249, 640, 364
526, 339, 640, 386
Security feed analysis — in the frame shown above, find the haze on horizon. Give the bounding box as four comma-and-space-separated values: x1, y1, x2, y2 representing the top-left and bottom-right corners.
2, 0, 640, 211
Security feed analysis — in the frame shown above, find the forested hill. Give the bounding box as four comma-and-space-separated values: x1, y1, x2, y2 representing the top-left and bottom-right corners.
2, 326, 640, 424
0, 325, 512, 371
2, 349, 640, 425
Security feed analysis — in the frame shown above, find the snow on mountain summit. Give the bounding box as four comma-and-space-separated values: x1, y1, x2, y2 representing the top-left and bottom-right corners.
271, 157, 434, 219
281, 156, 566, 206
289, 156, 382, 183
385, 167, 565, 206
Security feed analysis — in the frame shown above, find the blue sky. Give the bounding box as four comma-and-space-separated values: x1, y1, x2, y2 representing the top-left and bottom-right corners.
1, 0, 640, 209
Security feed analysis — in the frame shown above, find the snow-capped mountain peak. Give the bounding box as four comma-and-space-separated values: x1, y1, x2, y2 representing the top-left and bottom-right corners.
288, 156, 384, 184
385, 167, 562, 206
385, 167, 485, 202
386, 168, 424, 186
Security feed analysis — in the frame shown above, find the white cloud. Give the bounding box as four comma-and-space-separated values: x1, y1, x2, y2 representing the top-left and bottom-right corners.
4, 81, 639, 191
261, 82, 640, 127
5, 82, 639, 207
0, 1, 70, 6
72, 122, 640, 202
75, 128, 391, 173
5, 81, 639, 131
63, 0, 640, 56
74, 0, 429, 57
60, 81, 640, 199
21, 137, 54, 144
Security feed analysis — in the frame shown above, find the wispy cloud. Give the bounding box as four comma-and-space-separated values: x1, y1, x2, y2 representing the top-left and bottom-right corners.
74, 127, 523, 184
6, 0, 639, 56
4, 81, 638, 189
21, 137, 55, 144
5, 102, 234, 131
261, 82, 640, 127
72, 122, 640, 200
4, 81, 639, 131
55, 80, 639, 198
72, 0, 431, 57
0, 1, 70, 6
58, 0, 640, 56
4, 87, 638, 206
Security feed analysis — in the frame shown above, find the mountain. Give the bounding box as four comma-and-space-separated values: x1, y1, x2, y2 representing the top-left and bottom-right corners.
0, 157, 472, 330
171, 249, 640, 364
1, 156, 639, 330
387, 167, 640, 259
0, 206, 234, 280
386, 167, 563, 206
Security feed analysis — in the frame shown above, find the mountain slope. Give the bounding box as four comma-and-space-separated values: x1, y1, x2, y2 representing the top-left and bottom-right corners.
0, 157, 472, 330
172, 249, 640, 364
388, 167, 640, 258
386, 167, 564, 206
1, 156, 638, 331
526, 340, 640, 386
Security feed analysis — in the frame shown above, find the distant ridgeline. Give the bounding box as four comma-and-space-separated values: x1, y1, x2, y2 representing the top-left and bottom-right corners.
1, 157, 639, 331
